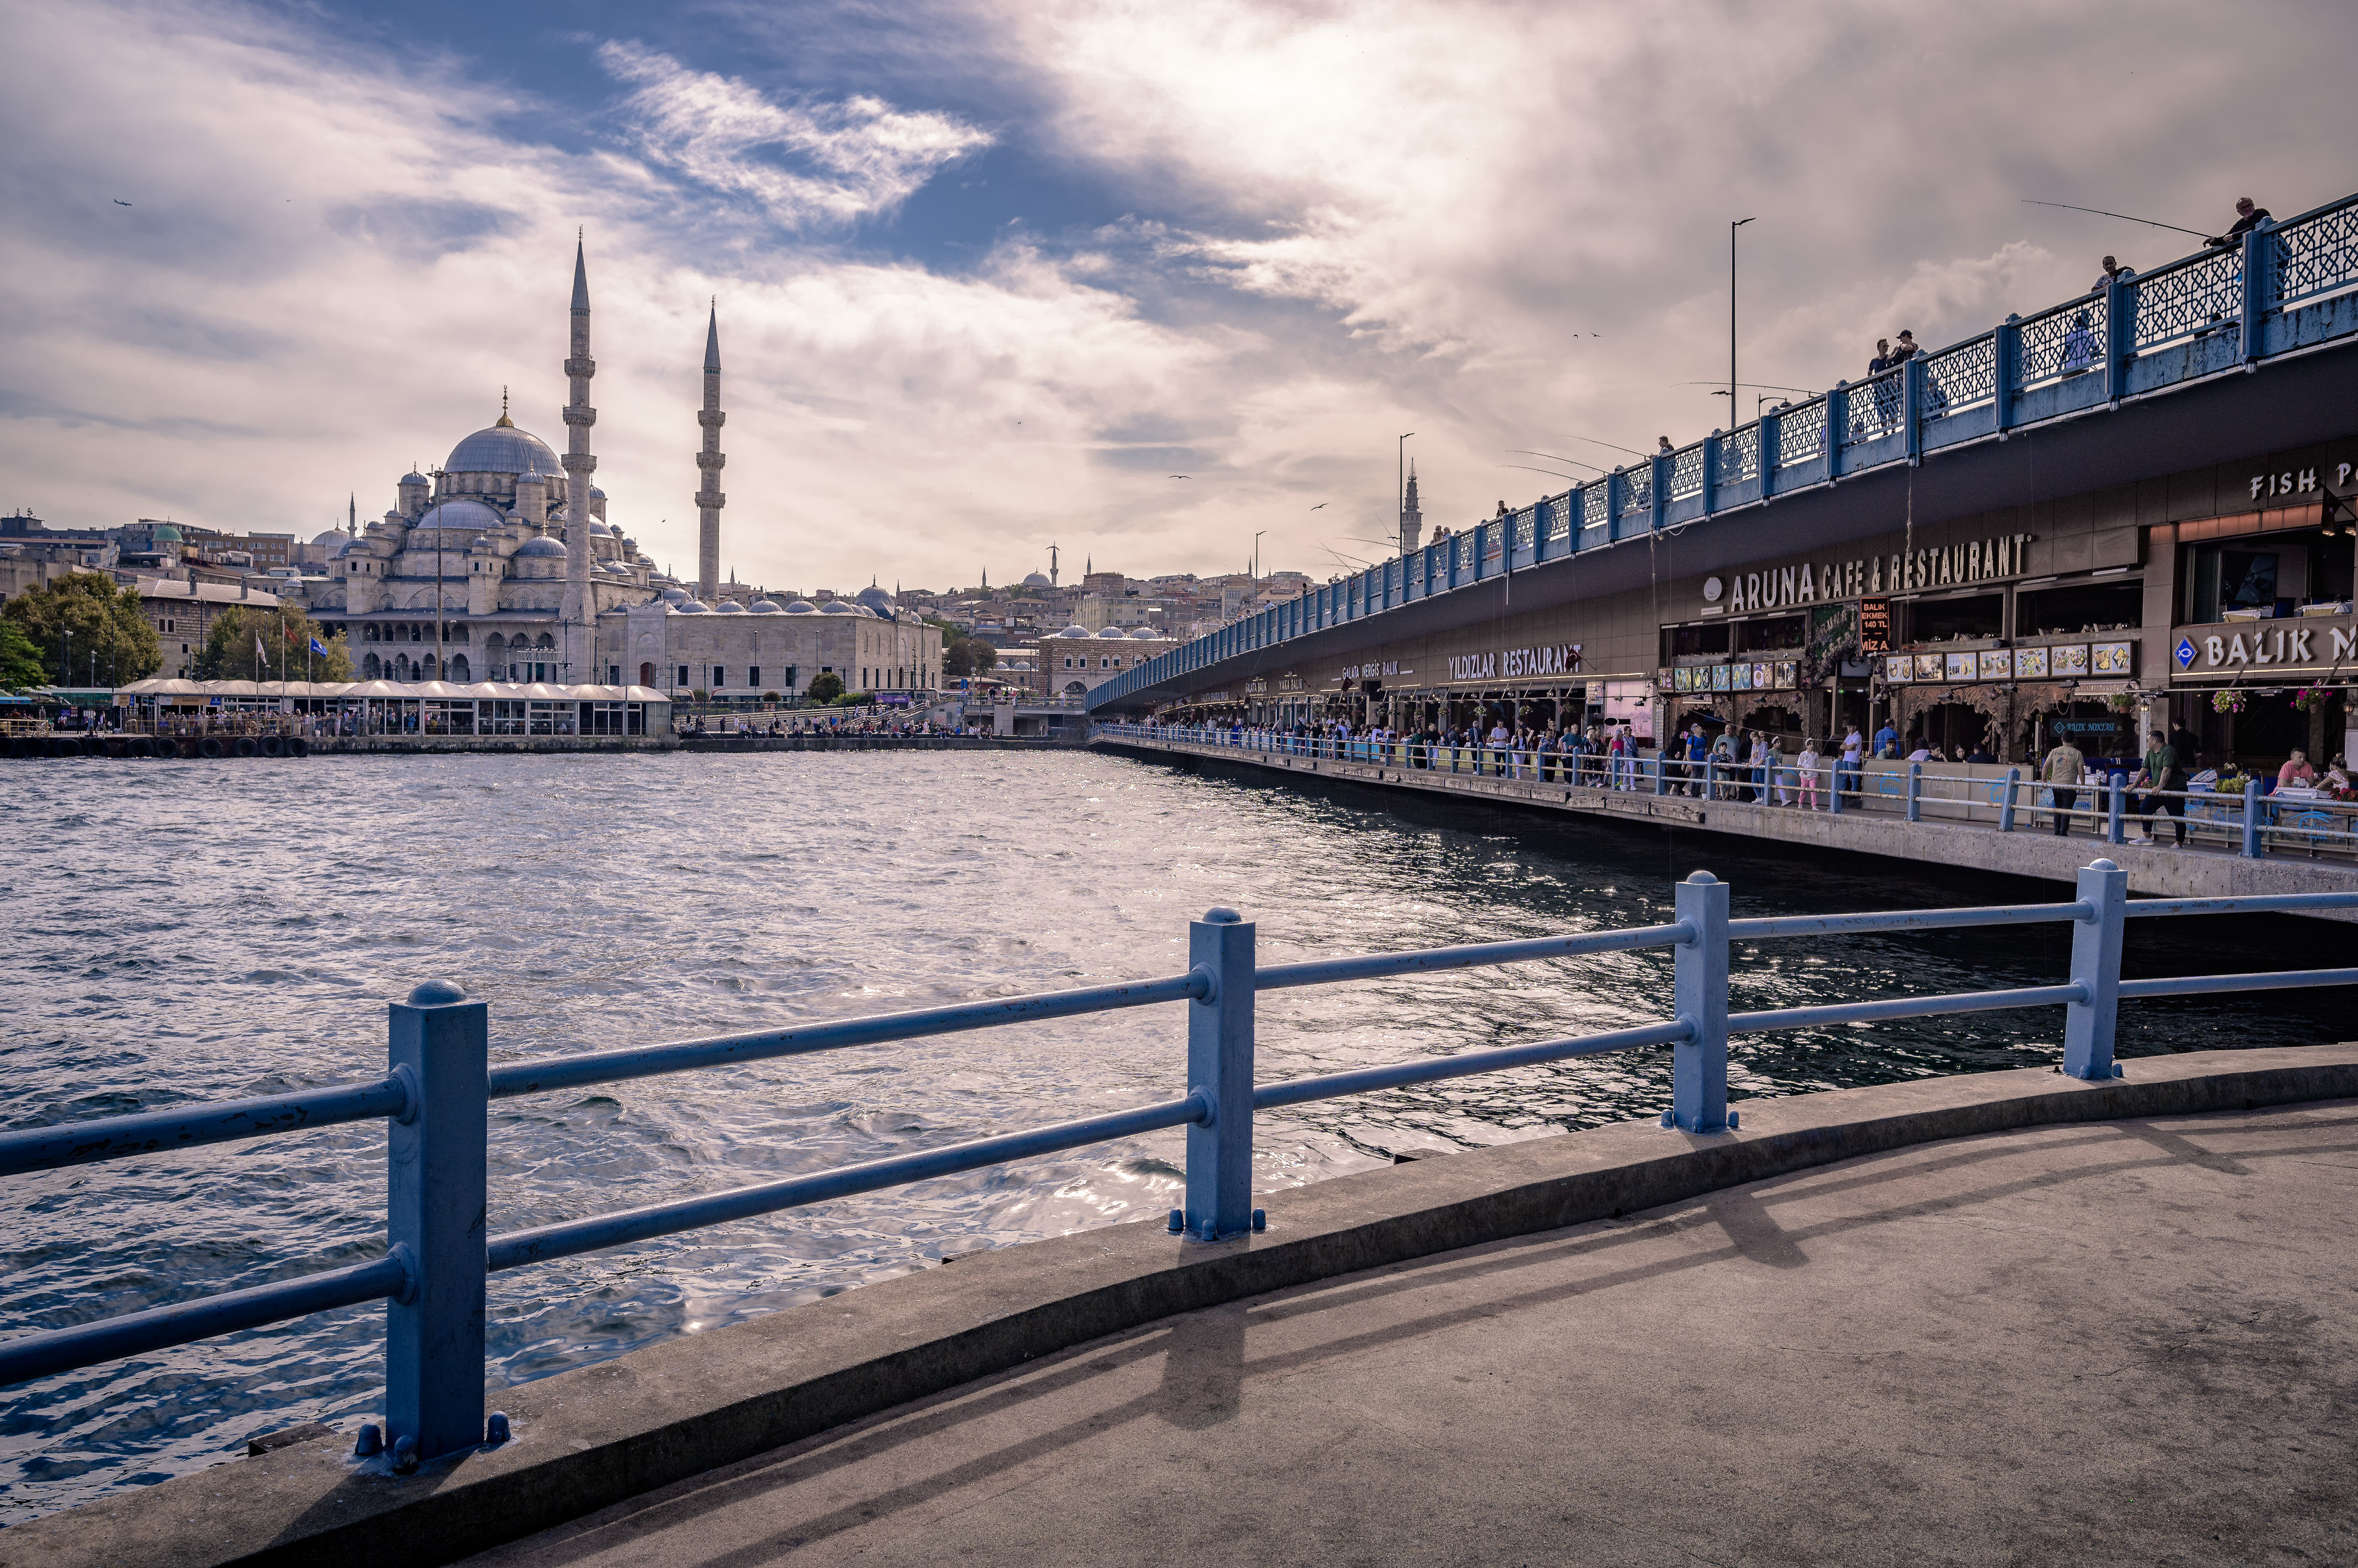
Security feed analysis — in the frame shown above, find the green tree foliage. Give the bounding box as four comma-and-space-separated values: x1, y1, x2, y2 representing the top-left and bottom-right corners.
195, 605, 354, 681
0, 573, 161, 686
943, 636, 998, 678
804, 672, 845, 705
832, 690, 868, 708
0, 619, 46, 692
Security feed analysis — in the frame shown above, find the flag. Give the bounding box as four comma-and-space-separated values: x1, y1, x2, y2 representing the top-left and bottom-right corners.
254, 633, 269, 669
310, 638, 329, 656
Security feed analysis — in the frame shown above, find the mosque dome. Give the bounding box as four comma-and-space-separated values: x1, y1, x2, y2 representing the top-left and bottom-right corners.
715, 599, 748, 614
1022, 571, 1052, 588
445, 424, 561, 476
658, 586, 689, 603
589, 486, 606, 499
1095, 626, 1130, 639
1054, 624, 1093, 639
311, 529, 347, 549
586, 519, 613, 535
400, 473, 428, 488
751, 598, 784, 614
855, 583, 895, 614
1128, 626, 1161, 639
783, 599, 819, 614
603, 560, 631, 574
415, 498, 505, 535
469, 535, 494, 551
676, 597, 711, 614
513, 535, 566, 558
820, 600, 858, 614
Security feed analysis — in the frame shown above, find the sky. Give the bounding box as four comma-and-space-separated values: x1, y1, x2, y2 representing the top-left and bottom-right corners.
2, 0, 2353, 595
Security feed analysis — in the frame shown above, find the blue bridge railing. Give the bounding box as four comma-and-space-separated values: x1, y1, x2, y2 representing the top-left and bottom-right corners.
7, 862, 2358, 1472
1091, 189, 2358, 712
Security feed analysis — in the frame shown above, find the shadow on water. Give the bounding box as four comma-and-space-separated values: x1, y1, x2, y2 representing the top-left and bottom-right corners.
0, 748, 2346, 1521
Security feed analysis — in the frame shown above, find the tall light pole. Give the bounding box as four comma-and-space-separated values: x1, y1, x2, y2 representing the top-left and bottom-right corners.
1729, 218, 1756, 418
1398, 431, 1415, 556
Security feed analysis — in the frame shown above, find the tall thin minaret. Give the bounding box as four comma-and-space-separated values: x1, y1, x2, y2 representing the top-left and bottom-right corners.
695, 300, 726, 601
559, 236, 598, 680
1398, 460, 1424, 558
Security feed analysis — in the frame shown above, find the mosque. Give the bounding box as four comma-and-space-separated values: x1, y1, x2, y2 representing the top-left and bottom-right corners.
300, 242, 941, 700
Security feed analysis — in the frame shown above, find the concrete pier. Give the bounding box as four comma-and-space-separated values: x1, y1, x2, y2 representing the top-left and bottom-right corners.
11, 1045, 2356, 1567
1097, 733, 2358, 905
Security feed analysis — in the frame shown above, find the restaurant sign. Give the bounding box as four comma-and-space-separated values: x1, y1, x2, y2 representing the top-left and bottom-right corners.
1444, 643, 1581, 682
1715, 533, 2036, 614
2173, 618, 2358, 674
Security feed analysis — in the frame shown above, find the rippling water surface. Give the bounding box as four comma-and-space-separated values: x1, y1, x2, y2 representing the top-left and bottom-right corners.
3, 747, 2348, 1522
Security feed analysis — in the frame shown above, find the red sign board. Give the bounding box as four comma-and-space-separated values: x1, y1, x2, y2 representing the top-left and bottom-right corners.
1858, 598, 1892, 655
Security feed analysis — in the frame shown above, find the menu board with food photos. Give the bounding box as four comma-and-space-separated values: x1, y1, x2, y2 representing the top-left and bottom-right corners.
1775, 661, 1797, 688
1945, 652, 1975, 681
2093, 641, 2133, 675
1886, 655, 1914, 682
1978, 649, 2013, 680
1916, 653, 1944, 681
2016, 646, 2050, 678
2051, 644, 2091, 676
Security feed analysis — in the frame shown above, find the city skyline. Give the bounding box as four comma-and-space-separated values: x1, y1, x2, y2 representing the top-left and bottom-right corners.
2, 0, 2352, 590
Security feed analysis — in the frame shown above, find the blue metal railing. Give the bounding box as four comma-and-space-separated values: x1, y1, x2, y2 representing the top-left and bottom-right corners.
8, 857, 2358, 1471
1089, 190, 2358, 713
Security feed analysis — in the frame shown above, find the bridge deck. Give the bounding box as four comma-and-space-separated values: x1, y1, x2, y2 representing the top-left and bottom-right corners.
470, 1094, 2358, 1567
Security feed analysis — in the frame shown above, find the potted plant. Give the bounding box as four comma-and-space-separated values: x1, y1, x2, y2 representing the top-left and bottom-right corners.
2211, 689, 2247, 714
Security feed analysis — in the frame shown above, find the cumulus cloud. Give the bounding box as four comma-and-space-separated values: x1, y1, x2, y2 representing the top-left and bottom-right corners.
599, 42, 992, 228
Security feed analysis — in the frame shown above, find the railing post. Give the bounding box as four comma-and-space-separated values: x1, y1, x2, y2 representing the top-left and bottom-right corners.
1999, 766, 2020, 832
1704, 756, 1716, 800
386, 979, 488, 1466
1906, 760, 1922, 822
1653, 752, 1668, 795
2242, 779, 2263, 857
2241, 220, 2274, 363
1826, 383, 1849, 479
2105, 273, 2135, 402
2107, 773, 2126, 845
2062, 858, 2128, 1080
1830, 757, 1845, 814
1183, 908, 1256, 1241
1903, 357, 1925, 462
1758, 409, 1781, 498
1995, 314, 2021, 434
1700, 432, 1721, 514
1666, 871, 1731, 1133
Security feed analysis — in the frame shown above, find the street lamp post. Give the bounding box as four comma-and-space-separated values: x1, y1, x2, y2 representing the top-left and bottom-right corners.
1398, 432, 1415, 553
1730, 218, 1756, 417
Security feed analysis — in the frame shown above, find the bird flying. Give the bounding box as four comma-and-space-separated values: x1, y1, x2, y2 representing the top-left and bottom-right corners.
113, 199, 131, 206
1309, 502, 1327, 510
1168, 474, 1189, 479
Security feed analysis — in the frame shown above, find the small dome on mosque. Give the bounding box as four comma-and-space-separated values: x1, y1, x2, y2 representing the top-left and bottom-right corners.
415, 498, 506, 533
311, 529, 347, 549
819, 600, 858, 614
715, 599, 748, 614
603, 560, 632, 574
589, 486, 607, 499
1022, 571, 1052, 588
468, 535, 493, 551
400, 472, 428, 487
445, 424, 561, 476
1095, 626, 1130, 639
1054, 624, 1094, 639
751, 598, 784, 613
658, 585, 689, 603
676, 597, 711, 613
1128, 625, 1162, 639
586, 519, 613, 535
783, 599, 819, 614
514, 535, 566, 558
855, 583, 895, 614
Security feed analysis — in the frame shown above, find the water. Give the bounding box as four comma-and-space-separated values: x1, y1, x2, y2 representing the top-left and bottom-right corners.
3, 748, 2348, 1522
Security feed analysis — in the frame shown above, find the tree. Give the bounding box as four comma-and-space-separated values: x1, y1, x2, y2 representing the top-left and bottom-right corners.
805, 672, 845, 705
944, 636, 998, 678
195, 605, 354, 682
0, 619, 46, 692
0, 573, 161, 686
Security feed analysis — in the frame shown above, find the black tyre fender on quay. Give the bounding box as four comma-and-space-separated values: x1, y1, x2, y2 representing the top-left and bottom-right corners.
232, 736, 259, 758
52, 736, 85, 759
199, 736, 226, 758
288, 736, 309, 758
259, 735, 284, 758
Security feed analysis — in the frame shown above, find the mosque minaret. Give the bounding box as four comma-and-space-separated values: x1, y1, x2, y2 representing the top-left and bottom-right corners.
559, 237, 599, 680
300, 238, 943, 704
695, 302, 726, 603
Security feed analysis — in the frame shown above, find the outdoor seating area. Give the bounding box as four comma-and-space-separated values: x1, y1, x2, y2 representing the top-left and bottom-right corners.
110, 678, 672, 738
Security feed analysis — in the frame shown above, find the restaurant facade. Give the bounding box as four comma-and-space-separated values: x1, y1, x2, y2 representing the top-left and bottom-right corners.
1205, 434, 2358, 775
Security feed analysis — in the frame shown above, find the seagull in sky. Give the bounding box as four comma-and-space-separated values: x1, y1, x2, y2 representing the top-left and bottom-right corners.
113, 199, 131, 206
1309, 502, 1327, 510
1168, 474, 1189, 479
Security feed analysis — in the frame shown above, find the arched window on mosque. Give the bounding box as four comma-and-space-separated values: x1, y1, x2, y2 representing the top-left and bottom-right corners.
363, 653, 381, 679
447, 654, 470, 682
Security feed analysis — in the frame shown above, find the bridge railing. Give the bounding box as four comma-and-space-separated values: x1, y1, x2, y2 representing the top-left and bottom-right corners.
9, 851, 2358, 1470
1100, 724, 2358, 861
1091, 190, 2358, 714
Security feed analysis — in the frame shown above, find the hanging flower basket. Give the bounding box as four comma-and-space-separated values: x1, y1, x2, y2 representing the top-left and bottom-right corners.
2211, 689, 2247, 714
2104, 692, 2138, 713
2291, 686, 2334, 713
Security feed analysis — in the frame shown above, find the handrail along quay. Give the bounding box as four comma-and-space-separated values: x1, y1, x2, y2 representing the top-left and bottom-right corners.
7, 863, 2358, 1472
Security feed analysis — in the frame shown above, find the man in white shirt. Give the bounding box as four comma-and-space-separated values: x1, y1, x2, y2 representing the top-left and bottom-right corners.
1839, 726, 1864, 802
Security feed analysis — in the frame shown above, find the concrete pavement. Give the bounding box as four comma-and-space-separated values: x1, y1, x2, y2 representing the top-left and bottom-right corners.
468, 1098, 2358, 1567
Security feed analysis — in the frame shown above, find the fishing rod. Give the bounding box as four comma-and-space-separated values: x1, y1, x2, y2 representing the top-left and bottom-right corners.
1508, 449, 1606, 474
2020, 199, 2207, 239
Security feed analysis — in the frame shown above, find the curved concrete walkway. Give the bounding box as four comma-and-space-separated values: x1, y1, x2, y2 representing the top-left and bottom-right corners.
466, 1098, 2358, 1567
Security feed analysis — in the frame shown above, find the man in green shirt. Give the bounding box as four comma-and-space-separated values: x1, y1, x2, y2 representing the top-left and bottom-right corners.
2132, 729, 2186, 846
2042, 727, 2086, 837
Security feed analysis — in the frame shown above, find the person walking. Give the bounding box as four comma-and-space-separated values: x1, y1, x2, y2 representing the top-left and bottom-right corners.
2132, 729, 2186, 847
2043, 726, 2086, 837
1839, 723, 1864, 802
1682, 723, 1710, 797
1796, 737, 1822, 810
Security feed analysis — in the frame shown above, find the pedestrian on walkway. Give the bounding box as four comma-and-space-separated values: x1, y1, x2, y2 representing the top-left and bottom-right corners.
1797, 738, 1821, 809
2132, 729, 2186, 847
1683, 723, 1710, 797
1839, 724, 1864, 800
2043, 727, 2086, 837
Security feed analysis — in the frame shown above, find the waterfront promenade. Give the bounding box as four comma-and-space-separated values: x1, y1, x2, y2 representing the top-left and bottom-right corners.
10, 1045, 2354, 1566
1098, 729, 2358, 905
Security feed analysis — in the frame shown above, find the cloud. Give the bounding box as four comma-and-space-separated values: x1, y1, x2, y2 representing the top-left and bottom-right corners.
598, 41, 992, 228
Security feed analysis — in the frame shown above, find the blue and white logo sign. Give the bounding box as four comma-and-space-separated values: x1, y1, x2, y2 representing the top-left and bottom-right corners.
2175, 636, 2197, 669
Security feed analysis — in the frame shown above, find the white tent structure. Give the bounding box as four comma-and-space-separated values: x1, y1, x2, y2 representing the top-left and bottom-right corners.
111, 678, 672, 737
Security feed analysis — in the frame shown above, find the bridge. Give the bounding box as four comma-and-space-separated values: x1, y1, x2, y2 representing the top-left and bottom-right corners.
1088, 191, 2358, 722
6, 865, 2358, 1563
